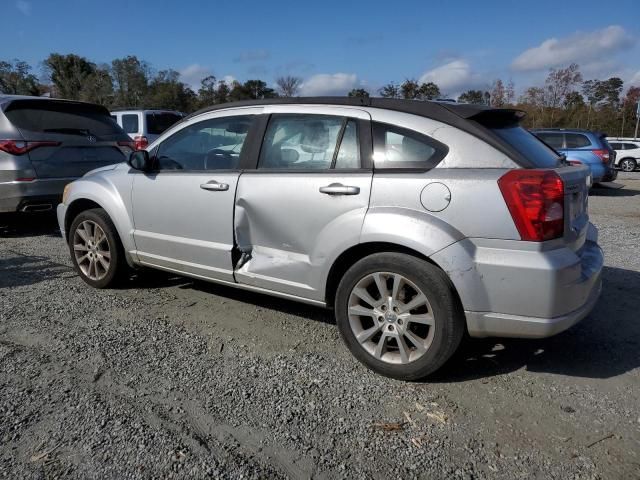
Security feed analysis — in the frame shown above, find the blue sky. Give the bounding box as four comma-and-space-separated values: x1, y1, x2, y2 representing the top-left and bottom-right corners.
4, 0, 640, 96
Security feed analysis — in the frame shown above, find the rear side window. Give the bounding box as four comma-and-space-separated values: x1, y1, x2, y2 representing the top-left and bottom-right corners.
623, 143, 639, 149
5, 100, 125, 138
495, 128, 561, 168
259, 114, 359, 170
609, 142, 622, 150
122, 114, 139, 134
534, 132, 564, 150
565, 133, 591, 148
146, 112, 183, 135
372, 122, 447, 170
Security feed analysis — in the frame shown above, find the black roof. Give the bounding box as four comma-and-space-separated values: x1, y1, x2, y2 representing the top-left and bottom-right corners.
186, 96, 523, 125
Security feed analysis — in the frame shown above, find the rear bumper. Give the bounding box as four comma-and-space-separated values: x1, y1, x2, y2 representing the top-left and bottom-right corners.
0, 178, 74, 213
431, 224, 604, 339
465, 278, 601, 338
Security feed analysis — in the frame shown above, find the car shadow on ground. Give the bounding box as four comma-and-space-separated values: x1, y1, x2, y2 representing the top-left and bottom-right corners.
435, 265, 640, 381
0, 212, 61, 238
0, 251, 72, 289
590, 184, 640, 196
143, 264, 640, 381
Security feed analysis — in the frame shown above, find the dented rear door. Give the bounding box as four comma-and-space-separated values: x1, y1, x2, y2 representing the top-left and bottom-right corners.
234, 106, 373, 302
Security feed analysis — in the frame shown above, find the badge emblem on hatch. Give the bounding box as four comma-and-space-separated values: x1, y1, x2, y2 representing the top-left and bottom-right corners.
87, 135, 97, 144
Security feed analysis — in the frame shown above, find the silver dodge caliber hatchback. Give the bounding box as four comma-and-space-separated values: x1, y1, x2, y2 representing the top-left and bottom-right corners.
57, 98, 603, 380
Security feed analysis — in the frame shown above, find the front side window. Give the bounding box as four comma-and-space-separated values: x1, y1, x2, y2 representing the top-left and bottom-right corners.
155, 115, 253, 171
122, 114, 139, 134
372, 122, 447, 169
259, 115, 359, 170
565, 133, 591, 148
609, 142, 622, 150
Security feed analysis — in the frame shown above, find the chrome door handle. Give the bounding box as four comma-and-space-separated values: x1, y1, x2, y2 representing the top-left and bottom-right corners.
200, 181, 229, 191
319, 183, 360, 195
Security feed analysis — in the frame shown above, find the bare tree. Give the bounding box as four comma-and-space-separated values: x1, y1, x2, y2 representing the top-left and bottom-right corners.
490, 79, 506, 107
276, 75, 302, 97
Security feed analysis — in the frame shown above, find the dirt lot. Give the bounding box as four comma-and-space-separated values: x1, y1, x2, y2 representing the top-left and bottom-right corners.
1, 174, 639, 479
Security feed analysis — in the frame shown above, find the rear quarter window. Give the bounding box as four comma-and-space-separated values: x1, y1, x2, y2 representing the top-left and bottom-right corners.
565, 133, 592, 148
372, 122, 448, 170
495, 128, 561, 168
121, 114, 139, 133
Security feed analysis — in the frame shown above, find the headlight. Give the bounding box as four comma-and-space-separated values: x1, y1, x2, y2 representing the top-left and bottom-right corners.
62, 183, 72, 204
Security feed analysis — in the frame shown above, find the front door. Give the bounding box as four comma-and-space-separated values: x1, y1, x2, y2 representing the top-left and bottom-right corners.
131, 111, 260, 281
234, 107, 373, 301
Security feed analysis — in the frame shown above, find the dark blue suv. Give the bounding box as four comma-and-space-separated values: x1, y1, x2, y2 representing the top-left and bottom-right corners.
531, 129, 617, 183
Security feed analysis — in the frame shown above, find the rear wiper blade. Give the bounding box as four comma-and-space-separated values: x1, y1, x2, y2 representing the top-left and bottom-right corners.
43, 127, 92, 136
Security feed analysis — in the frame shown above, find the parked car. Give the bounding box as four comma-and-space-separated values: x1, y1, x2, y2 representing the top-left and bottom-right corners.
58, 98, 603, 380
0, 95, 134, 213
607, 138, 640, 172
110, 109, 184, 150
531, 128, 617, 183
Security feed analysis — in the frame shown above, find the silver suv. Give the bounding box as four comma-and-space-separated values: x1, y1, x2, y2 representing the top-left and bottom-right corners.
0, 95, 133, 213
57, 98, 603, 380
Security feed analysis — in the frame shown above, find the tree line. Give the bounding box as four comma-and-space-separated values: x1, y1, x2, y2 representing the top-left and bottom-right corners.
1, 54, 638, 136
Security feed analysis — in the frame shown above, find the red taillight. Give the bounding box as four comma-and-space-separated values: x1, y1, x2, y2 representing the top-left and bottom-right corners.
498, 169, 564, 242
592, 149, 610, 163
0, 140, 61, 155
133, 136, 148, 150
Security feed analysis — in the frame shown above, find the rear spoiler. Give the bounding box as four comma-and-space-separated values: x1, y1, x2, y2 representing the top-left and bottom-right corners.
441, 104, 526, 128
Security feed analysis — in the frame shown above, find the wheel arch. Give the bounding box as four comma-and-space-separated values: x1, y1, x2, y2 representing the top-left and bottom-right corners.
324, 242, 456, 309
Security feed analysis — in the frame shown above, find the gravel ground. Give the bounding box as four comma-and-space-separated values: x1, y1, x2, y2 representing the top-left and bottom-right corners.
1, 173, 639, 479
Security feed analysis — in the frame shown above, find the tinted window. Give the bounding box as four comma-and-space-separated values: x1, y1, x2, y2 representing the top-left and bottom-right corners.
496, 128, 561, 168
5, 100, 124, 138
259, 115, 352, 170
110, 115, 117, 121
146, 112, 183, 135
534, 132, 564, 150
609, 142, 622, 150
623, 143, 639, 149
373, 123, 447, 169
155, 115, 253, 171
565, 133, 591, 148
122, 114, 139, 134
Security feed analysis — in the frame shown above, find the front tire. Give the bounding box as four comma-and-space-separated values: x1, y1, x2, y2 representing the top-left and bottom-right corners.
619, 158, 637, 172
68, 208, 126, 288
335, 253, 465, 381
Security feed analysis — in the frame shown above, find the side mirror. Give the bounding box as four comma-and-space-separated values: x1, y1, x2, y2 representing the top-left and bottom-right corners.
128, 150, 152, 172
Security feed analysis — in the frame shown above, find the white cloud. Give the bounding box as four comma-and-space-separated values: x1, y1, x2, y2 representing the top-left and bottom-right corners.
221, 75, 236, 85
299, 73, 358, 96
16, 0, 31, 15
418, 60, 485, 95
178, 64, 214, 90
630, 71, 640, 87
512, 25, 635, 72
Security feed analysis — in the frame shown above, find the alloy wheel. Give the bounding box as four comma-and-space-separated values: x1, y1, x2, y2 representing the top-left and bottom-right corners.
73, 220, 111, 281
620, 159, 636, 172
347, 272, 436, 365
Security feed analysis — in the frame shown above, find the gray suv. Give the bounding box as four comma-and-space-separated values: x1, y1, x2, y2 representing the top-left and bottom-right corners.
0, 95, 133, 212
57, 98, 603, 380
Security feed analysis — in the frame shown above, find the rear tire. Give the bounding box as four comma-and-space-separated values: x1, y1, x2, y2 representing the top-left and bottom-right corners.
68, 208, 127, 288
619, 158, 637, 172
335, 252, 465, 381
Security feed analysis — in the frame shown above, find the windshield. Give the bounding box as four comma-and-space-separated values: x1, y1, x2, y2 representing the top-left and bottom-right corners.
493, 126, 561, 168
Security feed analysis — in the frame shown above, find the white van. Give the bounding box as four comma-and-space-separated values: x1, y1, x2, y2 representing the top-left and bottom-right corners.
110, 109, 184, 150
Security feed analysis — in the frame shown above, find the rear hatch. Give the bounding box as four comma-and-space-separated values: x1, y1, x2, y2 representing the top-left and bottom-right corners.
4, 99, 132, 179
486, 120, 591, 252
